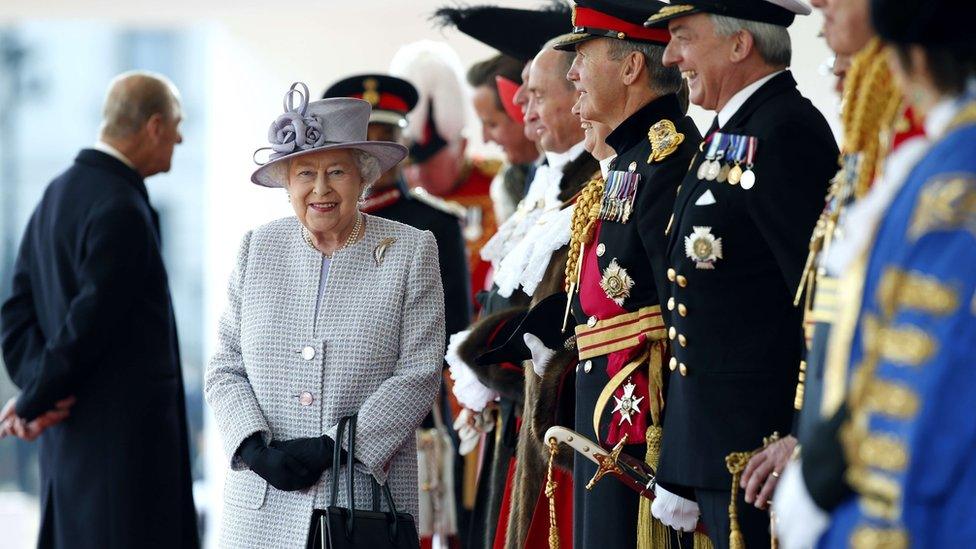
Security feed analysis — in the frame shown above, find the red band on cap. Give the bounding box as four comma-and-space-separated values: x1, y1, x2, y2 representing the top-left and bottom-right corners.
575, 6, 671, 44
352, 92, 409, 114
495, 76, 524, 124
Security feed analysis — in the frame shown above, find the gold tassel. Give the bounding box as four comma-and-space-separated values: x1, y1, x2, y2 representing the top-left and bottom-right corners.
637, 425, 669, 549
693, 531, 714, 549
546, 438, 560, 549
725, 451, 752, 549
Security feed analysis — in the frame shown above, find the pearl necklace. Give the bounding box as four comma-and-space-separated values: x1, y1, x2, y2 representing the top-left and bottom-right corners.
302, 213, 363, 257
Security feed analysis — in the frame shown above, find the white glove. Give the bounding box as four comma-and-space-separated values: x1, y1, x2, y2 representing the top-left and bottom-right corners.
446, 330, 499, 412
523, 333, 556, 377
452, 408, 495, 456
651, 484, 700, 532
773, 460, 830, 549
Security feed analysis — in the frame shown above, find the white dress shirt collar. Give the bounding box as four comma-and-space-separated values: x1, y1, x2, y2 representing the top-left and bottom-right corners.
599, 155, 617, 179
717, 70, 785, 129
94, 140, 137, 171
544, 141, 587, 173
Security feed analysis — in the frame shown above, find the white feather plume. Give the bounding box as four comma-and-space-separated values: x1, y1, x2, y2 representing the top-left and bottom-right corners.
388, 40, 472, 144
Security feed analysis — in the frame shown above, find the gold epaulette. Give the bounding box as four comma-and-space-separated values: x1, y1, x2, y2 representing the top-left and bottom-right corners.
410, 187, 467, 220
473, 157, 503, 178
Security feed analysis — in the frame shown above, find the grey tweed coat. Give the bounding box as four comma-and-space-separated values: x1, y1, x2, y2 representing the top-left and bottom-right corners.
205, 214, 445, 548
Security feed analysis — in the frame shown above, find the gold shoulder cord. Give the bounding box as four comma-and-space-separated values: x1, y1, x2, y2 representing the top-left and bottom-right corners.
562, 176, 606, 330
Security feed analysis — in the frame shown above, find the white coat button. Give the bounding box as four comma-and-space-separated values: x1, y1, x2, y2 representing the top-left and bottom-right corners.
301, 346, 316, 360
299, 392, 314, 406
596, 243, 606, 257
583, 360, 593, 373
587, 316, 598, 328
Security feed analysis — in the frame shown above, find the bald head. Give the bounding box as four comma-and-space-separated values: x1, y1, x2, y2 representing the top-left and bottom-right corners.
99, 71, 184, 178
100, 71, 182, 141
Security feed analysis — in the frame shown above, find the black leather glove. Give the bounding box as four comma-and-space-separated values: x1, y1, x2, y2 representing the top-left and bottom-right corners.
270, 435, 349, 472
237, 433, 323, 491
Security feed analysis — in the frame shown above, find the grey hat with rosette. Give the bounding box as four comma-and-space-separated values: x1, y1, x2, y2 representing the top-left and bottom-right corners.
251, 82, 408, 188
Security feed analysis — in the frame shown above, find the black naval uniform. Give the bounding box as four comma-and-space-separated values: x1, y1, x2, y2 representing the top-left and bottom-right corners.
569, 94, 700, 549
656, 71, 838, 548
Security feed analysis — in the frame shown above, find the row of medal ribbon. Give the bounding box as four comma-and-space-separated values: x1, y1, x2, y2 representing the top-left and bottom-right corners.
697, 132, 759, 189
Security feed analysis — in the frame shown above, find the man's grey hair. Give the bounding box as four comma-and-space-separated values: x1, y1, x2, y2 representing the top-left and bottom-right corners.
100, 70, 182, 140
273, 148, 382, 196
541, 36, 579, 90
710, 14, 792, 67
606, 39, 683, 95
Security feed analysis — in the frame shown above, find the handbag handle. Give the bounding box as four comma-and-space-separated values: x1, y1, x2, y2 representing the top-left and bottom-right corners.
330, 414, 404, 543
328, 416, 351, 508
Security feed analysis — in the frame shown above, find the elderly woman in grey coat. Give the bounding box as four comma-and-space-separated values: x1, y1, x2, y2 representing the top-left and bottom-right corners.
205, 82, 445, 548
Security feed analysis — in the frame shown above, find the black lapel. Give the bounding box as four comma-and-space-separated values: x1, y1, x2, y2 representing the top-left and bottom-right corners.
666, 117, 719, 255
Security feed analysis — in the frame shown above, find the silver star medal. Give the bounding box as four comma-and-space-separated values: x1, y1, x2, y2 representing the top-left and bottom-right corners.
613, 381, 644, 425
684, 226, 723, 270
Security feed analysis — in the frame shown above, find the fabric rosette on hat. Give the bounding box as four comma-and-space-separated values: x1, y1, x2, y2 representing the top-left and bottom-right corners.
251, 81, 408, 187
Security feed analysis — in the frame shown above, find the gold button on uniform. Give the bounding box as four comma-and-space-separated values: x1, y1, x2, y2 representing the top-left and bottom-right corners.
679, 364, 688, 376
678, 334, 687, 347
587, 316, 598, 328
678, 304, 688, 317
669, 327, 677, 340
669, 357, 677, 371
596, 243, 606, 257
667, 297, 675, 311
677, 275, 688, 288
667, 268, 676, 282
583, 360, 593, 373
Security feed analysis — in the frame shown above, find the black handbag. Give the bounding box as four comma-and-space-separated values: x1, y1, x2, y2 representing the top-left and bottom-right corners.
305, 415, 420, 549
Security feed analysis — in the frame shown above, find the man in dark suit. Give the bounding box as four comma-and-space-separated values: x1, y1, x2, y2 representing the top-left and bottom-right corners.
643, 2, 839, 547
0, 71, 199, 549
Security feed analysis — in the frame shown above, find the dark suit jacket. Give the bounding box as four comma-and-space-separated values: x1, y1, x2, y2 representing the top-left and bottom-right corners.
1, 149, 198, 548
657, 72, 839, 490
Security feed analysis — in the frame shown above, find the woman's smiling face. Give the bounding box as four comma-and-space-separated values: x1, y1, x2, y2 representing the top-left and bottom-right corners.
286, 148, 365, 237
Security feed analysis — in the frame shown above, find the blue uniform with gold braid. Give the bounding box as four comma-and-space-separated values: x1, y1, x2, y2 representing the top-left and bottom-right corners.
819, 100, 976, 548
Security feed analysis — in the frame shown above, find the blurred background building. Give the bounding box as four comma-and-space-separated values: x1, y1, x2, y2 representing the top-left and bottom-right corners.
0, 2, 836, 547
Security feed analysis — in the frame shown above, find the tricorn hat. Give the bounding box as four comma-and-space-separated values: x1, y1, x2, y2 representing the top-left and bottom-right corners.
322, 74, 419, 129
476, 293, 574, 366
433, 2, 574, 62
871, 0, 976, 46
251, 82, 408, 188
643, 0, 812, 29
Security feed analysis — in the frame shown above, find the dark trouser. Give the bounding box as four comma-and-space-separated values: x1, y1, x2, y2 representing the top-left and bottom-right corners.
695, 487, 771, 549
572, 445, 644, 549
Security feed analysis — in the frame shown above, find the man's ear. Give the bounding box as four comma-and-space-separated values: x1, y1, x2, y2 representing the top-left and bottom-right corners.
621, 51, 645, 87
145, 113, 165, 142
730, 30, 754, 63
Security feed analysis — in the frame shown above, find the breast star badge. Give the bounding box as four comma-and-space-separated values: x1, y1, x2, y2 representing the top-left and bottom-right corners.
613, 381, 644, 425
647, 119, 685, 163
684, 226, 723, 269
600, 258, 635, 306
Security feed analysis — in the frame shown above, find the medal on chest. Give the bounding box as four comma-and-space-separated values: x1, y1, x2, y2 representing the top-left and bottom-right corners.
699, 132, 759, 190
599, 168, 641, 224
599, 258, 635, 306
684, 226, 723, 269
